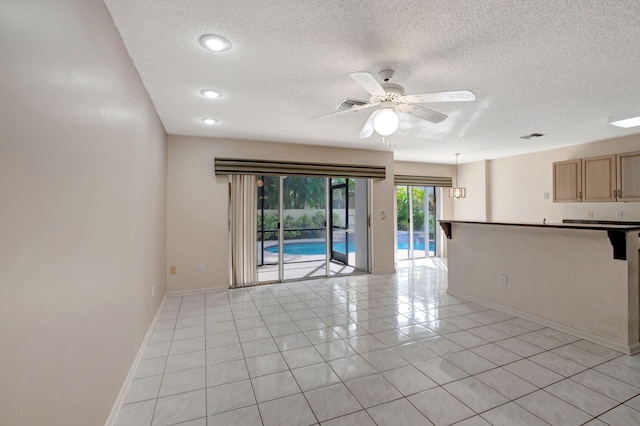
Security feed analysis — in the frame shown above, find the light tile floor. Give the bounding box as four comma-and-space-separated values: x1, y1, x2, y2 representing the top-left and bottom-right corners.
115, 259, 640, 425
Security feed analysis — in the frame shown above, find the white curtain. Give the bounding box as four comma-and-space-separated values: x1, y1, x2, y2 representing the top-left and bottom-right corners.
230, 175, 257, 287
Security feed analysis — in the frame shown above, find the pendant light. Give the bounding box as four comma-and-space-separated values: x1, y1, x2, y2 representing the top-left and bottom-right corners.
449, 153, 466, 199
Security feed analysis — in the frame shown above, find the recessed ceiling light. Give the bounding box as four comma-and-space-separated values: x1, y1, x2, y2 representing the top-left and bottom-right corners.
200, 89, 222, 99
201, 118, 218, 125
199, 34, 231, 52
609, 112, 640, 128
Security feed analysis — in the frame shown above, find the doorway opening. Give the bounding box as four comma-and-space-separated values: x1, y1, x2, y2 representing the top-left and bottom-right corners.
396, 185, 437, 260
257, 176, 369, 283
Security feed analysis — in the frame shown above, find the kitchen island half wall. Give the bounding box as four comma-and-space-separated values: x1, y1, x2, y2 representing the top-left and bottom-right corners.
441, 220, 640, 354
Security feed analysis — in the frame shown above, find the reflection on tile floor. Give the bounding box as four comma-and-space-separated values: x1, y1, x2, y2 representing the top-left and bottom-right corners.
115, 259, 640, 425
257, 260, 360, 283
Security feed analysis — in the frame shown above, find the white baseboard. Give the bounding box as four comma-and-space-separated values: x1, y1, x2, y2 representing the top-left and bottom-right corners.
447, 289, 639, 355
104, 295, 168, 426
167, 286, 228, 297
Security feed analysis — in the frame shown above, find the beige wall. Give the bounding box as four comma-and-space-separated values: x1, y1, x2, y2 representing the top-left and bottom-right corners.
167, 135, 395, 292
488, 135, 640, 222
451, 160, 490, 221
0, 1, 167, 425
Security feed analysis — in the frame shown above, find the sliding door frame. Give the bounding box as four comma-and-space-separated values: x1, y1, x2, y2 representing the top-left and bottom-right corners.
255, 175, 371, 283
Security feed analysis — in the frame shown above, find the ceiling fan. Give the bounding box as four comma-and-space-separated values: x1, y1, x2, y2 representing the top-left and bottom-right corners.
314, 70, 476, 138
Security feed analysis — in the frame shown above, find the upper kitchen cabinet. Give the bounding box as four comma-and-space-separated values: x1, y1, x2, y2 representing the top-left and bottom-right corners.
553, 159, 582, 202
617, 151, 640, 202
582, 154, 617, 202
553, 150, 640, 203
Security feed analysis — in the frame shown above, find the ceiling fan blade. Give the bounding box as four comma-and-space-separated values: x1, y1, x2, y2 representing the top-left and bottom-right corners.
309, 102, 374, 119
349, 72, 387, 97
397, 104, 447, 123
359, 110, 380, 138
401, 90, 475, 103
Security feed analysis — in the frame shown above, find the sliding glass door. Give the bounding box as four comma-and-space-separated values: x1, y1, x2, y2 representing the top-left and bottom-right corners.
257, 175, 369, 283
330, 179, 349, 265
256, 176, 280, 283
396, 185, 436, 260
426, 187, 436, 256
282, 176, 327, 281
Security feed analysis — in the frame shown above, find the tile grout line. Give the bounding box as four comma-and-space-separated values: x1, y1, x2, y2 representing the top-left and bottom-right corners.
203, 294, 209, 425
150, 295, 182, 426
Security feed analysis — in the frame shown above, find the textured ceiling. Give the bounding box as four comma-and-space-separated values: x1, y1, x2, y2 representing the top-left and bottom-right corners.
103, 0, 640, 163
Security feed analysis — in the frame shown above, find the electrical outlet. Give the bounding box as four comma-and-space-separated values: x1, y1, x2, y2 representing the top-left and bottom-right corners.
588, 211, 594, 218
170, 266, 176, 275
543, 192, 549, 200
616, 211, 623, 219
198, 264, 205, 272
500, 274, 508, 286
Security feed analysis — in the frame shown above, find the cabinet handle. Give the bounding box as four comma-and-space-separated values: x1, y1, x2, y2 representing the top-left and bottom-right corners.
579, 191, 582, 200
618, 189, 622, 198
613, 189, 617, 199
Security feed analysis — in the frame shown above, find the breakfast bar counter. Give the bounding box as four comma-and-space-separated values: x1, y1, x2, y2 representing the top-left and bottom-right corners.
439, 220, 640, 354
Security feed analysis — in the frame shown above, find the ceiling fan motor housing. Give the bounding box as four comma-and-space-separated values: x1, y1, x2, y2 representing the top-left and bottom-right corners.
381, 83, 404, 97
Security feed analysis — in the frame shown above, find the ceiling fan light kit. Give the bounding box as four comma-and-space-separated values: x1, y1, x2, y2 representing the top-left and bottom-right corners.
314, 69, 476, 139
374, 106, 399, 136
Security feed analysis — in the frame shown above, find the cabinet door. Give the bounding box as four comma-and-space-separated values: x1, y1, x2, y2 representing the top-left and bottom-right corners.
553, 159, 582, 202
582, 154, 617, 202
618, 151, 640, 201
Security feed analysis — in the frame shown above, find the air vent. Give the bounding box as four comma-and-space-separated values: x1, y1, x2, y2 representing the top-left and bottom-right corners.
520, 132, 545, 140
336, 99, 367, 111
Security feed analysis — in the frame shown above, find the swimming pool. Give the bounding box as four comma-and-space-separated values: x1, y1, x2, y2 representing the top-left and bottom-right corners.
397, 233, 434, 252
264, 240, 434, 255
265, 242, 354, 255
397, 240, 435, 251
